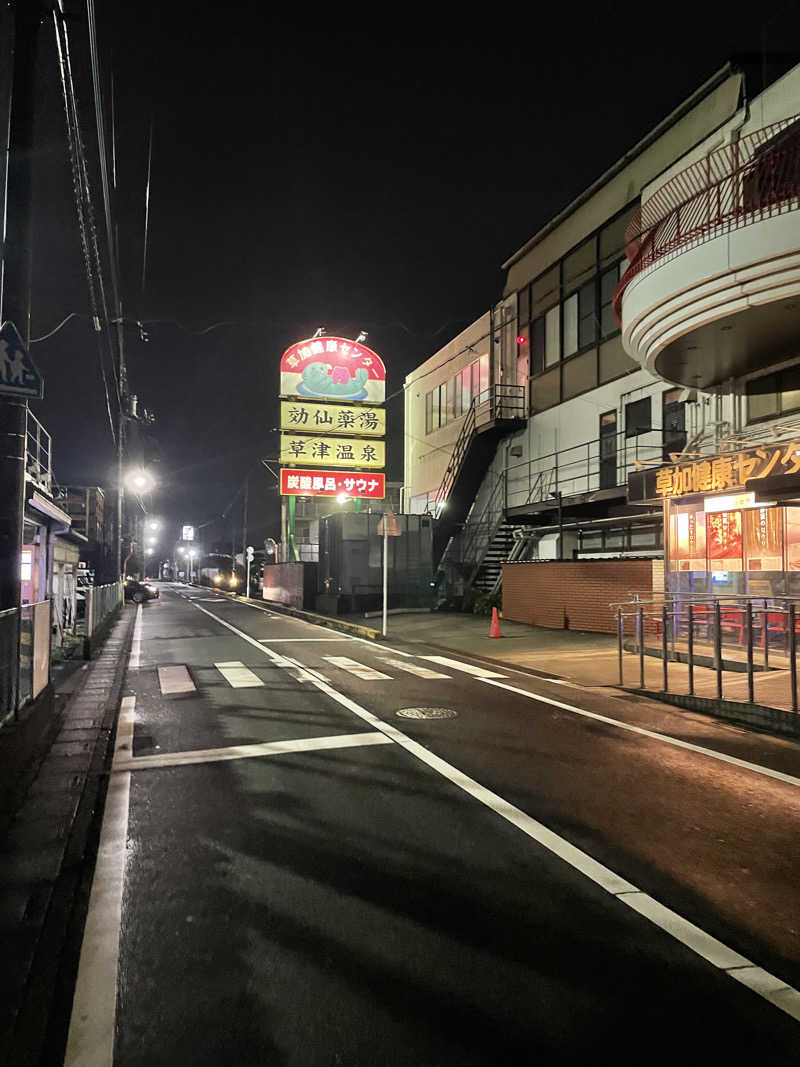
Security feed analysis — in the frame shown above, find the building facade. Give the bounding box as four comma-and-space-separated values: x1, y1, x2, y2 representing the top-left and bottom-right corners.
403, 60, 800, 619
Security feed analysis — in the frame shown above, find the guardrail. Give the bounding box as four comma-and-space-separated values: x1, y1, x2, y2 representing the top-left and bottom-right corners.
614, 114, 800, 324
614, 592, 800, 714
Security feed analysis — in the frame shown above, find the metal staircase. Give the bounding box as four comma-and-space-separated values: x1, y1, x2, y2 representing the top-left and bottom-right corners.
432, 384, 525, 563
472, 521, 518, 592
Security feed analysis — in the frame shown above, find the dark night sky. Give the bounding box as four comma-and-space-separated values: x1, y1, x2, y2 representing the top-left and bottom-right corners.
26, 1, 795, 548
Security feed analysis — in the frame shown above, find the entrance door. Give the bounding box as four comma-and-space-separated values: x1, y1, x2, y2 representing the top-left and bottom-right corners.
599, 410, 617, 489
663, 388, 687, 460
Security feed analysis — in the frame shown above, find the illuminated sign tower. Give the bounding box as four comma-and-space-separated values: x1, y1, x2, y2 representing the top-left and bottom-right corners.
278, 335, 387, 559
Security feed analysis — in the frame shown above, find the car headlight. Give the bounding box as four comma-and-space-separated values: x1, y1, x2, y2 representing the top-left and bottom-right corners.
213, 575, 222, 584
229, 577, 238, 587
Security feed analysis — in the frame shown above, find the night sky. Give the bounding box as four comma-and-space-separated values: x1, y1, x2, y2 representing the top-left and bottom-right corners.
26, 1, 792, 548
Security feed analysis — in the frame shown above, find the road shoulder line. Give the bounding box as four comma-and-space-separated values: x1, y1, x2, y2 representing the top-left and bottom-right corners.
482, 678, 800, 789
189, 601, 800, 1026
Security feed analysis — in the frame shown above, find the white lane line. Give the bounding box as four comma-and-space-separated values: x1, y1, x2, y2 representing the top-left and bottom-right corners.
129, 602, 143, 669
214, 660, 264, 688
64, 697, 135, 1066
481, 678, 800, 791
422, 654, 506, 679
113, 731, 392, 772
188, 600, 800, 1026
379, 657, 451, 680
157, 664, 196, 695
323, 656, 392, 680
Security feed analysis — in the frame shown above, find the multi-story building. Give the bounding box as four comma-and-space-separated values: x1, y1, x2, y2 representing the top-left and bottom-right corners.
404, 59, 800, 626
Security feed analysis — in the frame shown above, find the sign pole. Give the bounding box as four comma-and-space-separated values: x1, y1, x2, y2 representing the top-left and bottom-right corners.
382, 519, 388, 637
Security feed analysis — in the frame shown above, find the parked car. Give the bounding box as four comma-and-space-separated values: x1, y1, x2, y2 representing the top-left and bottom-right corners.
124, 578, 159, 603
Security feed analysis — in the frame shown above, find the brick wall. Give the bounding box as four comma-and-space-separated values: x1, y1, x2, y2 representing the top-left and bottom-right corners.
502, 560, 656, 633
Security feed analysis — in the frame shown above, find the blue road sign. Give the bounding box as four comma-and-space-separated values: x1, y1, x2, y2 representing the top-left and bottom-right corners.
0, 321, 43, 399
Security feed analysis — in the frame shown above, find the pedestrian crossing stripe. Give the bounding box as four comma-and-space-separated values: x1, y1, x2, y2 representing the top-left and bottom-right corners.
214, 661, 264, 688
377, 658, 450, 680
323, 656, 391, 680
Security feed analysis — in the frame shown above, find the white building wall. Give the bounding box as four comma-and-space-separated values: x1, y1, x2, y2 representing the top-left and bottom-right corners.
403, 299, 516, 512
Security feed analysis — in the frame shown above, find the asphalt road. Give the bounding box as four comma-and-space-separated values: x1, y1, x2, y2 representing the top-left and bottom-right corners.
64, 585, 800, 1065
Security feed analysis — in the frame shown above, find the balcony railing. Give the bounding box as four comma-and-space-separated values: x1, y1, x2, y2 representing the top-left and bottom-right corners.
614, 114, 800, 324
505, 430, 664, 510
25, 409, 53, 495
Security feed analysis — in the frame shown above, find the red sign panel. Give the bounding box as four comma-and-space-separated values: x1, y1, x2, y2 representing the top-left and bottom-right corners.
279, 336, 386, 403
280, 468, 385, 499
707, 510, 743, 571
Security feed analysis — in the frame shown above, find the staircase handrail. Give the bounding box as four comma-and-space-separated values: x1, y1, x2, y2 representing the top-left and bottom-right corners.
433, 383, 525, 509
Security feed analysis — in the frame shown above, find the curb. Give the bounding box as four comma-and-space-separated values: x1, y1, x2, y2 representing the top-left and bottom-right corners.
2, 603, 137, 1064
213, 589, 382, 641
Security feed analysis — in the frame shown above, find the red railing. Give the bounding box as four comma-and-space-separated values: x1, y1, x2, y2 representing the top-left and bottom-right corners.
614, 114, 800, 325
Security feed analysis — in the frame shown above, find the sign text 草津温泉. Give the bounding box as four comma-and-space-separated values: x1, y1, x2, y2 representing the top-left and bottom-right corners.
279, 434, 385, 469
279, 469, 385, 499
279, 399, 385, 437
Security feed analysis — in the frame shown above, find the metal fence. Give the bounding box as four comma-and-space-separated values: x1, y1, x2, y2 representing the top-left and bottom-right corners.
19, 600, 51, 707
85, 582, 123, 637
0, 607, 18, 724
615, 593, 800, 714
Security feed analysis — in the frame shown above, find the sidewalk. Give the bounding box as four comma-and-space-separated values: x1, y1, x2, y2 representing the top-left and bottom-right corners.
0, 604, 135, 1064
369, 611, 800, 735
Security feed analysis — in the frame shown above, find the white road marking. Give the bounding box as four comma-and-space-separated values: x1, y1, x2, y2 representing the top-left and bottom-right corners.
324, 656, 392, 680
64, 697, 135, 1066
189, 600, 800, 1025
421, 654, 506, 678
481, 678, 800, 790
113, 731, 392, 772
379, 657, 451, 680
259, 637, 353, 642
157, 664, 196, 695
129, 602, 143, 669
214, 660, 264, 688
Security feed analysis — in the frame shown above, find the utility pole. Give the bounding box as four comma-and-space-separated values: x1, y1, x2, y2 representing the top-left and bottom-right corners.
0, 3, 40, 619
241, 476, 248, 572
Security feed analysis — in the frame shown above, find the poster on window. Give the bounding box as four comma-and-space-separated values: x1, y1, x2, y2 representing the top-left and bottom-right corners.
669, 507, 707, 571
785, 508, 800, 569
706, 510, 743, 571
744, 506, 783, 571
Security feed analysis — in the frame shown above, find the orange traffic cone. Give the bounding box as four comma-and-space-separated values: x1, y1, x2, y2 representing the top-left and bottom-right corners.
489, 606, 503, 638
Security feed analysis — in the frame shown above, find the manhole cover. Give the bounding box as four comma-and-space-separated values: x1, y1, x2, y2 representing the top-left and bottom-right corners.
396, 707, 457, 720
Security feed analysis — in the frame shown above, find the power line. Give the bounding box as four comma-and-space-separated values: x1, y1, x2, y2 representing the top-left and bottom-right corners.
52, 6, 117, 442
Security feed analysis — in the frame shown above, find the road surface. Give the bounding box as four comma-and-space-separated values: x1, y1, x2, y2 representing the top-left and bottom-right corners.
64, 585, 800, 1065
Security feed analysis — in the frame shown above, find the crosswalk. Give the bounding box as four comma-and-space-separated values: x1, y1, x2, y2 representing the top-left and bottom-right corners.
155, 652, 505, 695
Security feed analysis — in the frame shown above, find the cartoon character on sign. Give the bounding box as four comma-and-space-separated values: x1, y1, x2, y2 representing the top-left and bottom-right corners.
301, 362, 368, 398
280, 337, 386, 403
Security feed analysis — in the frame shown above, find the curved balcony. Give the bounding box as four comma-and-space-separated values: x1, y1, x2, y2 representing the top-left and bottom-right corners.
615, 116, 800, 389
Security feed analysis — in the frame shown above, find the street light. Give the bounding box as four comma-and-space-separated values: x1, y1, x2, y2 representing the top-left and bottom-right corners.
148, 520, 161, 531
126, 468, 155, 493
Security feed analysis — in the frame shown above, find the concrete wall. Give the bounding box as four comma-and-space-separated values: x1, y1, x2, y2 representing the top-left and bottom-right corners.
502, 559, 656, 632
262, 563, 309, 609
402, 296, 517, 511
